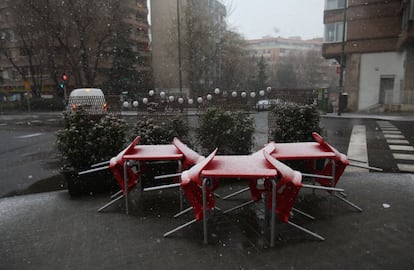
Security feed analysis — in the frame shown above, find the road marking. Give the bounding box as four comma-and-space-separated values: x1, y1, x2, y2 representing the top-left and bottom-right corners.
16, 133, 43, 139
393, 153, 414, 161
382, 130, 402, 134
397, 164, 414, 173
386, 139, 409, 144
377, 120, 414, 173
383, 134, 405, 139
346, 125, 369, 172
389, 145, 414, 151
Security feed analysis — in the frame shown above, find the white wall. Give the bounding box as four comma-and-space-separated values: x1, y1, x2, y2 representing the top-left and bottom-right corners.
358, 51, 406, 110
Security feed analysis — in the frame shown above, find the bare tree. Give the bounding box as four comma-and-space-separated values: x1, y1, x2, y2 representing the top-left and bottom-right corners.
8, 0, 132, 92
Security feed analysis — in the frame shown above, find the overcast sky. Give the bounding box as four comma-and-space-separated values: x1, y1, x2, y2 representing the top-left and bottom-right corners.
224, 0, 325, 40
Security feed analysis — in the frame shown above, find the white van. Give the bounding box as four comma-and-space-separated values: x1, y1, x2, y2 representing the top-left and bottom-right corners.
66, 88, 107, 114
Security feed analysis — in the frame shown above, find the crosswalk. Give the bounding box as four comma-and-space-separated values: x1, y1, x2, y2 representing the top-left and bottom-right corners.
377, 121, 414, 173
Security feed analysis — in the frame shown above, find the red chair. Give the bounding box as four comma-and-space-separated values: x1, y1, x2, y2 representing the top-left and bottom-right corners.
164, 149, 218, 238
173, 137, 205, 170
310, 132, 362, 211
263, 151, 326, 241
98, 136, 141, 212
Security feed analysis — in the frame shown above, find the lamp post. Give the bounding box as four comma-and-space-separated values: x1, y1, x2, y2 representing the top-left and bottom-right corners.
338, 0, 347, 116
177, 0, 183, 94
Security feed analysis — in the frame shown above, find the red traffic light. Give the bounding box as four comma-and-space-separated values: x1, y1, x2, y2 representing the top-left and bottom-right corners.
62, 74, 68, 81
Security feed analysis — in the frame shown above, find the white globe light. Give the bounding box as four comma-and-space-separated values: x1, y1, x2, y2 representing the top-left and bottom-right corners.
197, 97, 203, 103
250, 92, 256, 98
133, 100, 139, 107
231, 91, 237, 97
267, 86, 271, 92
148, 90, 155, 96
178, 97, 184, 104
123, 101, 129, 108
168, 95, 174, 102
188, 98, 194, 105
207, 94, 212, 101
160, 91, 166, 98
241, 92, 247, 98
259, 90, 265, 96
214, 88, 220, 95
142, 98, 148, 104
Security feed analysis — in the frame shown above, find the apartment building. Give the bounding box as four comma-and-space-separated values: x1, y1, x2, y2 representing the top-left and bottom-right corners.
246, 36, 337, 89
0, 0, 151, 99
246, 36, 323, 66
323, 0, 414, 112
150, 0, 226, 96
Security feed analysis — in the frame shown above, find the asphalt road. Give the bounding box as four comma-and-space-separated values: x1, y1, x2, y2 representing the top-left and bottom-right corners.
0, 125, 63, 198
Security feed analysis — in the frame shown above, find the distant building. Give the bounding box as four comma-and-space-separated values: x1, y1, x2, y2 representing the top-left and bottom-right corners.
246, 36, 322, 64
322, 0, 414, 112
150, 0, 226, 97
246, 36, 337, 89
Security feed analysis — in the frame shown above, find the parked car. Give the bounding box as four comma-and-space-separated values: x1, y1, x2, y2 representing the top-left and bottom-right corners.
66, 88, 107, 115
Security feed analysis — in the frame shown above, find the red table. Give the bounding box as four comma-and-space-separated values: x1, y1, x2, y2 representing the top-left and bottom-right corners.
122, 144, 183, 214
270, 133, 360, 212
105, 140, 184, 214
200, 155, 278, 245
168, 151, 279, 246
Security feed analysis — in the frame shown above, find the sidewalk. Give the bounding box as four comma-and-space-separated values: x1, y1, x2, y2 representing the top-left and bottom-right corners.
1, 172, 413, 269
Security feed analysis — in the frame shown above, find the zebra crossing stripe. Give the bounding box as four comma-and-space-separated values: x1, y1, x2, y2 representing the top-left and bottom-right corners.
397, 164, 414, 173
377, 120, 414, 173
389, 145, 414, 151
386, 139, 409, 144
393, 153, 414, 161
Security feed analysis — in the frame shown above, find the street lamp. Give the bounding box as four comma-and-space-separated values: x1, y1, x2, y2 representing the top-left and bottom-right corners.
338, 0, 348, 116
177, 0, 183, 94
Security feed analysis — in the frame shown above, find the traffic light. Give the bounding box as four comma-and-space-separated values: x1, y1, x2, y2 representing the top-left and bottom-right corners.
59, 73, 68, 90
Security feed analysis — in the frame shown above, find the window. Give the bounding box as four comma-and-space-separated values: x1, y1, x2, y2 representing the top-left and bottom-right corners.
325, 0, 346, 10
324, 22, 345, 43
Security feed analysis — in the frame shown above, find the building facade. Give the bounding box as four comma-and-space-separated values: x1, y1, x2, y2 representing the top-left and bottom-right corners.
323, 0, 414, 112
0, 0, 151, 99
150, 0, 226, 97
246, 36, 338, 90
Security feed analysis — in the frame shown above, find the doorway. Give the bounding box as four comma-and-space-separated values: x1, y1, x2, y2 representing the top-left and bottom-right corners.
379, 76, 395, 104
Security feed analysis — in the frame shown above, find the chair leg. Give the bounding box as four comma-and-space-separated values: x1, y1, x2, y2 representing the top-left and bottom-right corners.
163, 219, 198, 238
287, 221, 325, 241
292, 208, 315, 220
222, 187, 250, 200
333, 193, 363, 212
174, 206, 193, 218
223, 200, 255, 214
97, 194, 124, 212
110, 189, 123, 200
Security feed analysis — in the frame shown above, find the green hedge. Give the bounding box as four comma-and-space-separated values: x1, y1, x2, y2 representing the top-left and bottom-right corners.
56, 109, 128, 170
270, 103, 321, 143
131, 115, 189, 145
196, 108, 255, 155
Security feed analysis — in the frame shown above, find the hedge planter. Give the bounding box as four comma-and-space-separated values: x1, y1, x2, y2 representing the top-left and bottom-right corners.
62, 169, 119, 197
